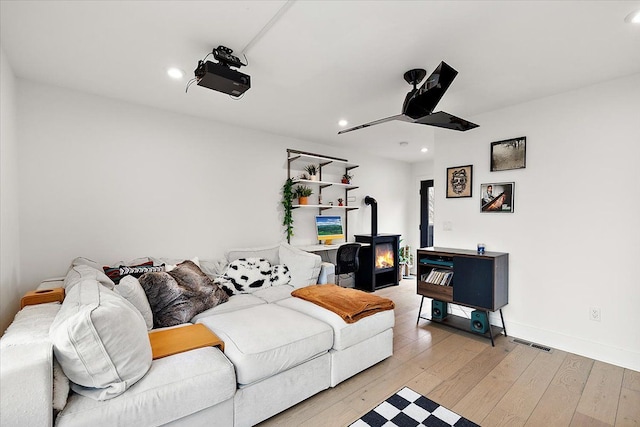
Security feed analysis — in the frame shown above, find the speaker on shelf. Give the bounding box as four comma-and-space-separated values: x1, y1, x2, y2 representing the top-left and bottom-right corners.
470, 310, 489, 334
431, 300, 448, 320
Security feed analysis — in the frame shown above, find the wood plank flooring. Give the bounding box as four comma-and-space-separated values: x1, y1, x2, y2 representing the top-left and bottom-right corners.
258, 279, 639, 427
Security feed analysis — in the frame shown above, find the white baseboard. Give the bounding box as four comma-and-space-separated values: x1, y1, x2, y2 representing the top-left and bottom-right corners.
443, 305, 639, 371
499, 319, 639, 372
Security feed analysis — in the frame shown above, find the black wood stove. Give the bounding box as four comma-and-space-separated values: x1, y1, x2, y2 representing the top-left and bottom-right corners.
354, 196, 400, 292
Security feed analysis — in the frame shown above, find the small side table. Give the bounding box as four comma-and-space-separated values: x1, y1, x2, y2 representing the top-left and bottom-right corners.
148, 323, 224, 360
20, 288, 65, 309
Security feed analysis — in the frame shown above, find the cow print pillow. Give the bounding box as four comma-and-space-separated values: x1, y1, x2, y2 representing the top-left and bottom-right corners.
270, 264, 291, 287
216, 258, 291, 296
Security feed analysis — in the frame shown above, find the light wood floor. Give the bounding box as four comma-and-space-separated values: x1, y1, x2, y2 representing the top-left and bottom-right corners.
259, 278, 640, 427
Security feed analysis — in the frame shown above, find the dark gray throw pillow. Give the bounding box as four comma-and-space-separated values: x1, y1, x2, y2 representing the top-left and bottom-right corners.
139, 260, 229, 328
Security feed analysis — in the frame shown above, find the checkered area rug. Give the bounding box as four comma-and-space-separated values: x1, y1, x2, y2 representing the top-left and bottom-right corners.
349, 387, 480, 427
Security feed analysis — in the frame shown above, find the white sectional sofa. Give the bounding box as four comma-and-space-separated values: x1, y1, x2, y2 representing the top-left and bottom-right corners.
0, 243, 394, 427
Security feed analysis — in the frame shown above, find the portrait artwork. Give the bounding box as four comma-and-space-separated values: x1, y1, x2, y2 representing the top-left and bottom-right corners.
446, 165, 473, 198
480, 182, 515, 212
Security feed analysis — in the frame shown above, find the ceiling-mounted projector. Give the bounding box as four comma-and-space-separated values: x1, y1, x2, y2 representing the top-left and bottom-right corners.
193, 45, 250, 97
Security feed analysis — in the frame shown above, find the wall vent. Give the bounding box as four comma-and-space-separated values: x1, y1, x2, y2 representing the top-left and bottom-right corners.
511, 338, 553, 353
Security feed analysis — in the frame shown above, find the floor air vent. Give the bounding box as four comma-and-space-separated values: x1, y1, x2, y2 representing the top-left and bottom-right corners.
511, 338, 553, 353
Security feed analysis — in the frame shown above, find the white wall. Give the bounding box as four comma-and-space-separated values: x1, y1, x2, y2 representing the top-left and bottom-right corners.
431, 73, 640, 371
15, 80, 411, 289
0, 47, 22, 333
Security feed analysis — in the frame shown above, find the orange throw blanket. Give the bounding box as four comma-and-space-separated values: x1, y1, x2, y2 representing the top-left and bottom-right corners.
291, 284, 395, 323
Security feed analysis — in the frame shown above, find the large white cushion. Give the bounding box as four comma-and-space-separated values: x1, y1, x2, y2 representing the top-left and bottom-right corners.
197, 304, 332, 385
278, 243, 322, 288
0, 342, 54, 426
190, 293, 266, 321
277, 297, 395, 350
226, 244, 280, 264
252, 284, 295, 303
56, 347, 235, 427
115, 276, 153, 330
1, 304, 62, 426
50, 278, 152, 401
63, 264, 115, 292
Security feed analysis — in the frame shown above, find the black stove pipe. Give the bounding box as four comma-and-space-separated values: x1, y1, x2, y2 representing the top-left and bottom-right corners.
364, 196, 378, 236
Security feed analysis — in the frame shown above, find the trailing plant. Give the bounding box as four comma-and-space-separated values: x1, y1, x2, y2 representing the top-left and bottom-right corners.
294, 185, 313, 197
304, 164, 318, 176
282, 178, 294, 241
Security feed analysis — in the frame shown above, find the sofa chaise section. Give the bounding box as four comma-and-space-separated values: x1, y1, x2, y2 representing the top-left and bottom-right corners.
197, 304, 334, 426
56, 347, 236, 427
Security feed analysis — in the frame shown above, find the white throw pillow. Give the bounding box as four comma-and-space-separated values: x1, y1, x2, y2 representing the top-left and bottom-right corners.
199, 258, 229, 279
49, 278, 152, 401
278, 243, 322, 288
159, 257, 201, 272
116, 276, 154, 330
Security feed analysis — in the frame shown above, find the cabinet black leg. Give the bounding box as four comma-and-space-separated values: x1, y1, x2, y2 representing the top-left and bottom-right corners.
486, 310, 495, 347
417, 296, 425, 324
499, 309, 507, 337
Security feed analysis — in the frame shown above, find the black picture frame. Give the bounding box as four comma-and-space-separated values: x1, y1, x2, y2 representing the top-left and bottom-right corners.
446, 165, 473, 198
490, 137, 526, 171
480, 182, 515, 213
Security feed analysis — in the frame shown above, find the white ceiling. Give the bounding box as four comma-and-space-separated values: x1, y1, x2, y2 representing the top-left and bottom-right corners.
2, 1, 639, 163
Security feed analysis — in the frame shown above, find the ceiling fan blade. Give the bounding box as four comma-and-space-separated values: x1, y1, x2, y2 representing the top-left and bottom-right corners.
405, 62, 458, 117
338, 114, 411, 134
413, 111, 479, 131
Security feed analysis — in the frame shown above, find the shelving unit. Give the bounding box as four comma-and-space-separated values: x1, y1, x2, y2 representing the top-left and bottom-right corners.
416, 247, 509, 346
286, 149, 359, 242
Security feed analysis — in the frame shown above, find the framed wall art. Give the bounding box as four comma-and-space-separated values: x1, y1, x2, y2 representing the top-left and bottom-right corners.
490, 137, 526, 171
446, 165, 473, 198
480, 182, 515, 212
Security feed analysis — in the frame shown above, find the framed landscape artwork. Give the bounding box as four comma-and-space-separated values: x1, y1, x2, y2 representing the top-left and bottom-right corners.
490, 137, 526, 171
480, 182, 515, 212
446, 165, 473, 198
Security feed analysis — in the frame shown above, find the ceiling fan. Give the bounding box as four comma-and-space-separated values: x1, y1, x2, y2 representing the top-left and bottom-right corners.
338, 61, 478, 134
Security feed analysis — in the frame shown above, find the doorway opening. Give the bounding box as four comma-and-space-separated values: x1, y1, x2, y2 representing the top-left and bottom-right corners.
420, 180, 434, 247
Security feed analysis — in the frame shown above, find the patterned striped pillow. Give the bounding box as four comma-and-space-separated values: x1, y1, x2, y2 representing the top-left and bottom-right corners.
103, 262, 164, 284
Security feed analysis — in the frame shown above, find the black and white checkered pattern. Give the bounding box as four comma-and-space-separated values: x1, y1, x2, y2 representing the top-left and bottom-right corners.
350, 387, 479, 427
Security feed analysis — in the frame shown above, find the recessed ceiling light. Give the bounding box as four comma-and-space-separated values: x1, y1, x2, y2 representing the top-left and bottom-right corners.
421, 147, 428, 153
167, 67, 185, 79
625, 10, 640, 24
399, 141, 409, 147
338, 119, 348, 127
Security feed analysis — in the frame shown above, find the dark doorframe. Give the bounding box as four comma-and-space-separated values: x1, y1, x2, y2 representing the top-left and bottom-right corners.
420, 180, 434, 247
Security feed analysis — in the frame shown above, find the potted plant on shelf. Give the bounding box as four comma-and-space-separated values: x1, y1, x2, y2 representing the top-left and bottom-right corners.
295, 185, 313, 205
337, 198, 344, 206
341, 172, 353, 184
304, 164, 318, 181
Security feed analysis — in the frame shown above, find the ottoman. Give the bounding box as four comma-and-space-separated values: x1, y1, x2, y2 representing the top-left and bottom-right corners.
196, 304, 334, 426
276, 296, 395, 386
